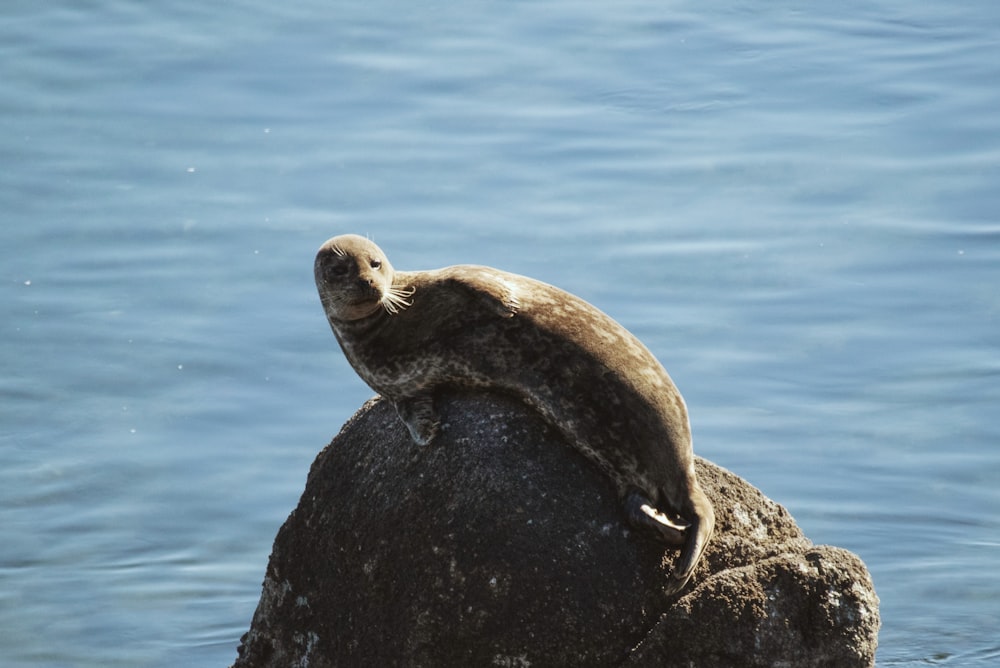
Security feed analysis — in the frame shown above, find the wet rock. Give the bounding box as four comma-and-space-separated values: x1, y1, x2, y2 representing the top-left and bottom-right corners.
233, 393, 879, 667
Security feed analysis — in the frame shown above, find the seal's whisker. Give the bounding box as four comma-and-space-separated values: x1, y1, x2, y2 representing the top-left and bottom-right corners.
381, 285, 415, 315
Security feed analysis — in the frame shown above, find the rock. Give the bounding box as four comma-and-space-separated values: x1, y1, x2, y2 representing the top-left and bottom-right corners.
233, 392, 879, 667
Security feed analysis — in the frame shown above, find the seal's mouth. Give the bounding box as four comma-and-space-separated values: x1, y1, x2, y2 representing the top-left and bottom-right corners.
323, 283, 412, 317
355, 282, 384, 302
316, 281, 383, 322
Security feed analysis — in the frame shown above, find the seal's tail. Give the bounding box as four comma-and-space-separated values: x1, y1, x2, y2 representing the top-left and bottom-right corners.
663, 480, 715, 596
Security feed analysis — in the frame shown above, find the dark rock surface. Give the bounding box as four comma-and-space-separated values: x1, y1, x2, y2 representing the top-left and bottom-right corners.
233, 393, 879, 667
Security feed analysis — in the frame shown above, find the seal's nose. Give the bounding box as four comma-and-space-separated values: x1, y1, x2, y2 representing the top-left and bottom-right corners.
315, 249, 352, 285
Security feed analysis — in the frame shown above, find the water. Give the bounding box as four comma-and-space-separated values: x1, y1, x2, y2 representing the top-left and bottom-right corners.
2, 1, 998, 665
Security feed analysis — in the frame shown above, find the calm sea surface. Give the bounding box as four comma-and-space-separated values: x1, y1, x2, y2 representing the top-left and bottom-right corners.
2, 1, 998, 665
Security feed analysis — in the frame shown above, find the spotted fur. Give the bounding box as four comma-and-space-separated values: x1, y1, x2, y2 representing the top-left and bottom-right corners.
315, 234, 715, 594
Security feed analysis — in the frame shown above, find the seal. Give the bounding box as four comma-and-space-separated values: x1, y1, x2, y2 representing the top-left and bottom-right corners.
314, 234, 715, 594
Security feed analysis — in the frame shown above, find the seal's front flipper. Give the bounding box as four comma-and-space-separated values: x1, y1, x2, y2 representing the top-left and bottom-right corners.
623, 490, 688, 546
442, 269, 520, 318
393, 394, 439, 445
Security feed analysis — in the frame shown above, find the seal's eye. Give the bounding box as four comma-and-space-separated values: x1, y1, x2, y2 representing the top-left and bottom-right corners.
370, 259, 382, 270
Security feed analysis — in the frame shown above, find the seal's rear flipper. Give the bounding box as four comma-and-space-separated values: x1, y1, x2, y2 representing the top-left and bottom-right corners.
624, 484, 715, 596
623, 490, 687, 546
662, 484, 715, 596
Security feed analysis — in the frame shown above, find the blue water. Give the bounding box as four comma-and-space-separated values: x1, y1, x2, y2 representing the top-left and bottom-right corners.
2, 1, 998, 665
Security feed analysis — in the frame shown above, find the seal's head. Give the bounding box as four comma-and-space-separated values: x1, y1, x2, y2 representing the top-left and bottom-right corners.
315, 234, 412, 322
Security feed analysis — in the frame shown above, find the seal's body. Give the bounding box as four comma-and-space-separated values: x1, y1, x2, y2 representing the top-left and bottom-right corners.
315, 234, 714, 594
